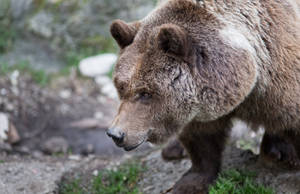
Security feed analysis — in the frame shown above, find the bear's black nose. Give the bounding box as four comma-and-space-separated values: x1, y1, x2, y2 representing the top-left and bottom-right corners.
107, 127, 125, 145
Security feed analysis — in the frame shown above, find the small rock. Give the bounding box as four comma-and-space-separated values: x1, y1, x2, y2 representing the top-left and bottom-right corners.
42, 137, 69, 154
32, 151, 44, 159
0, 113, 9, 140
19, 146, 30, 153
92, 170, 99, 176
68, 155, 81, 161
28, 11, 54, 39
10, 70, 19, 86
94, 112, 104, 120
5, 103, 15, 112
0, 88, 7, 95
0, 114, 19, 144
59, 90, 71, 99
79, 54, 117, 77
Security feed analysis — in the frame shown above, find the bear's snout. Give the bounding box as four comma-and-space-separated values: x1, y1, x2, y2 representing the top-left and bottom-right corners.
106, 127, 125, 146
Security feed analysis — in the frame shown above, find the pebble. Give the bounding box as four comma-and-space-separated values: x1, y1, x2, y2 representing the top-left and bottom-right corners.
59, 90, 71, 99
92, 170, 99, 176
32, 151, 44, 159
0, 113, 9, 140
42, 136, 69, 154
94, 112, 104, 119
68, 155, 81, 161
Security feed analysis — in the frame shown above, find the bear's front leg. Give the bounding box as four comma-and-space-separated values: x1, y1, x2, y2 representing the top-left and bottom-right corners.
162, 138, 187, 161
173, 118, 231, 194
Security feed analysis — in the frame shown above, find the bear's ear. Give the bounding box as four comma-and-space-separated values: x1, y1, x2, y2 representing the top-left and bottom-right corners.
110, 20, 138, 48
157, 24, 189, 57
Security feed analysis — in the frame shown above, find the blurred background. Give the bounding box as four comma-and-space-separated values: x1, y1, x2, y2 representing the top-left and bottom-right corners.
0, 0, 157, 72
0, 0, 159, 157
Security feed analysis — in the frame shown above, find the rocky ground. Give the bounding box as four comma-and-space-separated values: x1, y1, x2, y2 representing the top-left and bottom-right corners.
0, 72, 300, 194
138, 146, 300, 194
0, 59, 298, 194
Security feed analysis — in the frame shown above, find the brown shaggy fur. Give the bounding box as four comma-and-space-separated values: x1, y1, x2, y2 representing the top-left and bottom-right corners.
108, 0, 300, 193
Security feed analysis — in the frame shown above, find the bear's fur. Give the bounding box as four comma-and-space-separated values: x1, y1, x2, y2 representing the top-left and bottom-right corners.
108, 0, 300, 193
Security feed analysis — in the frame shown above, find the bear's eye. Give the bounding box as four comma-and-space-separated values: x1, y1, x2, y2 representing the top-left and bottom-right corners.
137, 92, 152, 102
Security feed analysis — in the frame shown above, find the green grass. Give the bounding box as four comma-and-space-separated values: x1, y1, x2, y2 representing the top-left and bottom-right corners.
60, 179, 86, 194
31, 69, 49, 86
61, 165, 273, 194
60, 161, 144, 194
0, 61, 31, 75
209, 169, 274, 194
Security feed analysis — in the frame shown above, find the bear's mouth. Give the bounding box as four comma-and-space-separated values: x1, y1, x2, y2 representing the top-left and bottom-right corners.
123, 138, 146, 151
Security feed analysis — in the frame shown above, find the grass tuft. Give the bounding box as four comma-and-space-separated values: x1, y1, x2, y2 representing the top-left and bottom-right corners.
92, 162, 143, 194
60, 179, 86, 194
60, 161, 144, 194
209, 169, 274, 194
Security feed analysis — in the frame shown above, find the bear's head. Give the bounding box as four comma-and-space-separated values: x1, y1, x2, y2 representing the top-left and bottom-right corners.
107, 0, 258, 151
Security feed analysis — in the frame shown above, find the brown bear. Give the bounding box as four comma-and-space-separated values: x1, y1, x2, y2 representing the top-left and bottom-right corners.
107, 0, 300, 193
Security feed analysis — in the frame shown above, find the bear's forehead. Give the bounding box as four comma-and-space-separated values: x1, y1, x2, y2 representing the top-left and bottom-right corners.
114, 0, 218, 89
114, 48, 169, 94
